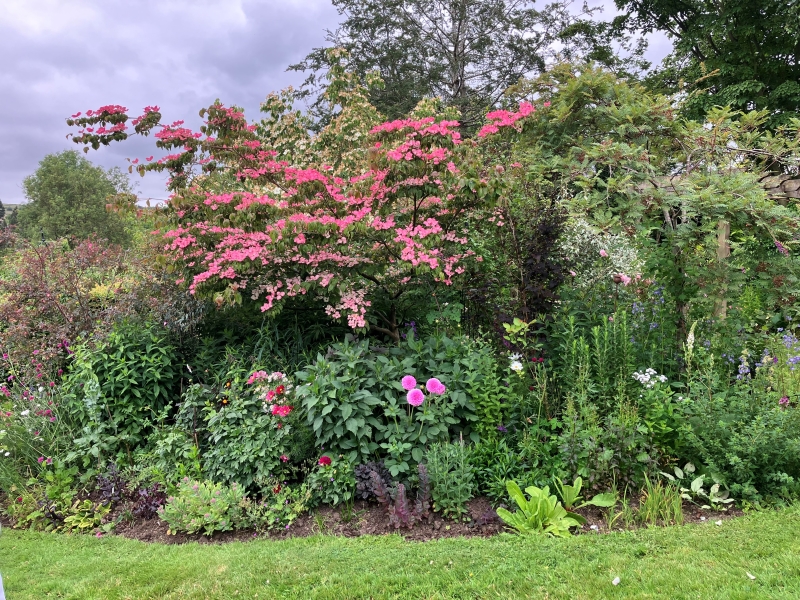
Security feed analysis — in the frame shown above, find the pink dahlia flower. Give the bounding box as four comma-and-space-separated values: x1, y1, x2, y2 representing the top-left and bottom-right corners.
407, 389, 425, 406
426, 378, 446, 395
401, 375, 417, 390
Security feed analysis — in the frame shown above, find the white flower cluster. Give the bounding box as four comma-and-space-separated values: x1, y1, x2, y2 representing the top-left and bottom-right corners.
509, 353, 524, 374
632, 368, 667, 388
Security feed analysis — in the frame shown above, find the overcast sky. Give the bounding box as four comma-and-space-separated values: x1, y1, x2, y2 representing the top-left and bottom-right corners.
0, 0, 671, 206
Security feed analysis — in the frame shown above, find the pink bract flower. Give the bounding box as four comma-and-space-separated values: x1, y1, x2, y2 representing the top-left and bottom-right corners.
600, 249, 608, 257
401, 375, 417, 390
407, 389, 425, 406
426, 378, 446, 395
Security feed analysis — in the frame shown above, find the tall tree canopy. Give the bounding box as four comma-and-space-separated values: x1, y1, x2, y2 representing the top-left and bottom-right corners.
616, 0, 800, 128
18, 150, 131, 245
291, 0, 644, 127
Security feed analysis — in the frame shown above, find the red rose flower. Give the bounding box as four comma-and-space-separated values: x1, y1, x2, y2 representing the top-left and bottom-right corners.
318, 456, 332, 466
276, 385, 285, 395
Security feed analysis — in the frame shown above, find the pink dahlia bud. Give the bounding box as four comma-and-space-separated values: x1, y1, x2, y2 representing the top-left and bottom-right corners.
407, 389, 425, 406
401, 375, 417, 391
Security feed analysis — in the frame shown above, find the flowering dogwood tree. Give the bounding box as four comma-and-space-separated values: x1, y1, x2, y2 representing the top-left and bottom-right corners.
66, 66, 533, 340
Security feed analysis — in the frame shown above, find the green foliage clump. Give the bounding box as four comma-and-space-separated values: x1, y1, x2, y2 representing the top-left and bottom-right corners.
158, 478, 248, 536
426, 442, 475, 520
683, 340, 800, 501
63, 322, 178, 469
496, 480, 582, 537
171, 367, 313, 493
306, 456, 356, 507
18, 150, 132, 245
297, 333, 503, 474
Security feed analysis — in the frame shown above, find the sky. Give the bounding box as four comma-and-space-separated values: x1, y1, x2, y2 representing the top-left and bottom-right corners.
0, 0, 671, 206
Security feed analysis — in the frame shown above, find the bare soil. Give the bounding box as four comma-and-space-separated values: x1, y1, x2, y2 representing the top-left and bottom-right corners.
1, 492, 744, 545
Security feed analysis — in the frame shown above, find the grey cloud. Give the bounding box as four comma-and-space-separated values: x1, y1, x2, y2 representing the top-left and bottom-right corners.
0, 0, 670, 205
0, 0, 339, 204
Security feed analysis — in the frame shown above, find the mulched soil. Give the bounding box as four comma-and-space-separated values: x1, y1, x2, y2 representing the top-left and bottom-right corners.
112, 496, 742, 545
0, 492, 744, 545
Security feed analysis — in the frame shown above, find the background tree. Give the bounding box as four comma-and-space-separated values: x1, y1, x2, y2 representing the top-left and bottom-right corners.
17, 150, 132, 245
291, 0, 646, 128
615, 0, 800, 129
0, 198, 5, 222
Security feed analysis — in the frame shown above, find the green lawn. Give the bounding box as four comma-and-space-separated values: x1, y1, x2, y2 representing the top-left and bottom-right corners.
1, 508, 799, 599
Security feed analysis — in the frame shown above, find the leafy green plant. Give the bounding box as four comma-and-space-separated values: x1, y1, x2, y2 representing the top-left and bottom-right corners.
296, 333, 483, 470
469, 438, 536, 504
496, 480, 582, 537
553, 476, 615, 511
62, 499, 110, 533
11, 463, 79, 531
684, 347, 800, 501
426, 441, 475, 520
167, 364, 309, 492
638, 476, 683, 527
158, 478, 248, 536
306, 456, 356, 506
241, 481, 312, 531
660, 463, 734, 511
63, 321, 178, 469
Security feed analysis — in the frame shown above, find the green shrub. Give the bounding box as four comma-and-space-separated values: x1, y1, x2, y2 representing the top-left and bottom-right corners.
241, 481, 312, 531
685, 385, 800, 501
158, 478, 248, 536
306, 456, 356, 506
63, 322, 178, 469
469, 438, 532, 504
426, 441, 475, 520
176, 367, 312, 492
297, 333, 503, 472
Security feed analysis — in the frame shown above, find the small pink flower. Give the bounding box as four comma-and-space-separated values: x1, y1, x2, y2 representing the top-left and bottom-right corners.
280, 454, 289, 462
401, 375, 417, 390
37, 456, 45, 463
600, 249, 608, 257
569, 270, 577, 277
426, 378, 446, 395
407, 389, 425, 406
779, 396, 790, 408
